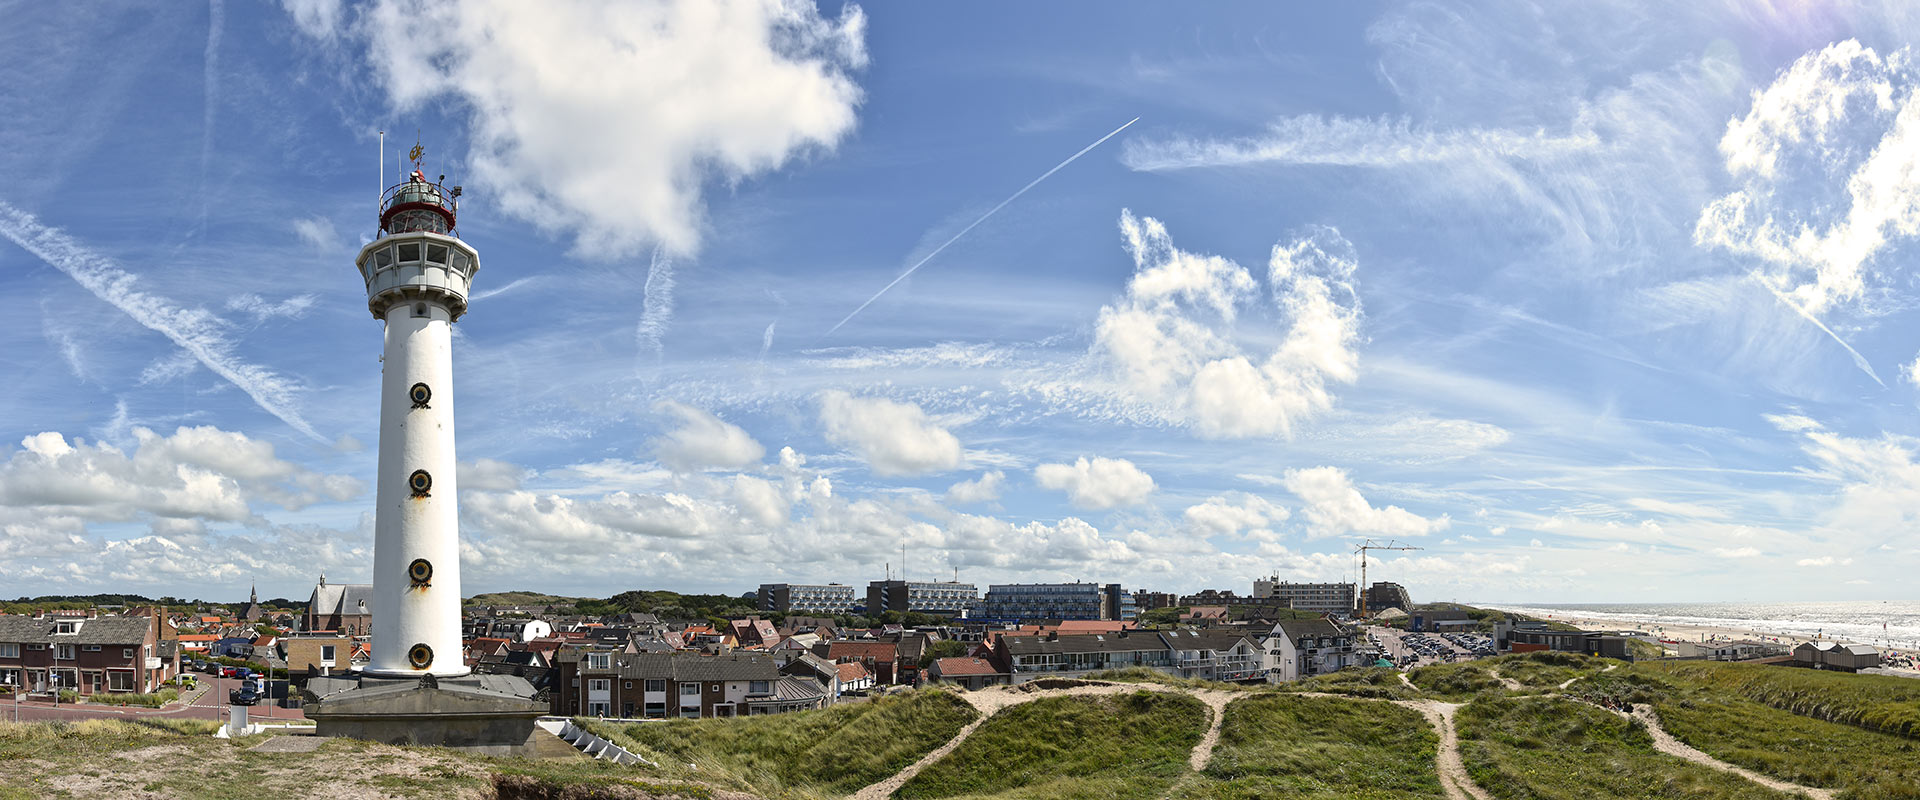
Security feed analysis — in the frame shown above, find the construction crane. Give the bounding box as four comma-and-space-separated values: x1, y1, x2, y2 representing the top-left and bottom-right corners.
1353, 539, 1423, 618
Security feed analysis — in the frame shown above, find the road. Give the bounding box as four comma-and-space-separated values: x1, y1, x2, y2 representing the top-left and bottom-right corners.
4, 680, 305, 724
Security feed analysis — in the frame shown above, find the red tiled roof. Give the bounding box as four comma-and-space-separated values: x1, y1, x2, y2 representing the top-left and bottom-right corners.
837, 662, 871, 682
827, 642, 896, 662
934, 657, 1003, 677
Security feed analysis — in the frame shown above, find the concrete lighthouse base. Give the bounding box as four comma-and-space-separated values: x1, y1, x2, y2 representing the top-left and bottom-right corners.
303, 673, 547, 756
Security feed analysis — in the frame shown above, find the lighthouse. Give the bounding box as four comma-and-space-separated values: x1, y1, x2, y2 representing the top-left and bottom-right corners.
305, 144, 543, 754
356, 158, 476, 679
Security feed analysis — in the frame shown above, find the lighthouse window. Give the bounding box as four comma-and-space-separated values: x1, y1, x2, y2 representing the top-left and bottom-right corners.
426, 244, 448, 264
452, 253, 470, 271
374, 248, 393, 268
397, 242, 421, 263
413, 303, 427, 318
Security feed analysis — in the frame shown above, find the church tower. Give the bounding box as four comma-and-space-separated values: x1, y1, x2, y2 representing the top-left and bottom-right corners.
354, 147, 478, 678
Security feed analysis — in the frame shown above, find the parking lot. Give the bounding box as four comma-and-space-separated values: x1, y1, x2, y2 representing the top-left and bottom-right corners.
1365, 626, 1498, 668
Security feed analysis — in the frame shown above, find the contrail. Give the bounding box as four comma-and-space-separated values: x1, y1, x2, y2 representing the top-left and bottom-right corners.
824, 116, 1141, 337
0, 200, 326, 442
636, 246, 675, 359
1752, 273, 1884, 387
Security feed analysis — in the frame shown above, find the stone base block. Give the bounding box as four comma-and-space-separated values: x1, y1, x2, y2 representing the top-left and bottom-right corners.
303, 673, 546, 757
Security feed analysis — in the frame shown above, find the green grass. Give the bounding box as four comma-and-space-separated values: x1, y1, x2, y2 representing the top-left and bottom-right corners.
1084, 667, 1257, 692
894, 690, 1208, 799
1638, 660, 1920, 738
1653, 692, 1920, 800
1456, 695, 1794, 800
1168, 693, 1443, 799
87, 688, 180, 707
0, 717, 222, 760
598, 689, 978, 799
1490, 652, 1616, 689
1279, 667, 1421, 700
1407, 661, 1507, 700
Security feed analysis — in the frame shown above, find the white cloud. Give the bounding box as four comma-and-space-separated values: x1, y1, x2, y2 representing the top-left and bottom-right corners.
1282, 466, 1446, 540
291, 216, 339, 250
358, 0, 867, 256
225, 293, 316, 322
457, 458, 525, 492
1696, 40, 1920, 317
1034, 456, 1155, 510
944, 470, 1004, 505
817, 390, 962, 476
1905, 351, 1920, 388
649, 401, 766, 473
282, 0, 344, 40
1713, 546, 1761, 558
0, 427, 361, 525
1183, 492, 1288, 537
1796, 555, 1854, 567
1091, 211, 1362, 439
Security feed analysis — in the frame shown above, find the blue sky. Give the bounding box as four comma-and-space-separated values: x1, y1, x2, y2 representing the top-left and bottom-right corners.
3, 0, 1917, 604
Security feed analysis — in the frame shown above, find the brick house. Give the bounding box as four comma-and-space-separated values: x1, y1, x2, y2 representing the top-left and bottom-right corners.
0, 614, 167, 696
817, 641, 899, 685
927, 656, 1009, 690
553, 650, 825, 719
283, 635, 353, 679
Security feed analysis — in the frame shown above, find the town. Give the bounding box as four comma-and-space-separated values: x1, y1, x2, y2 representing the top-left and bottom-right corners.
2, 576, 1899, 724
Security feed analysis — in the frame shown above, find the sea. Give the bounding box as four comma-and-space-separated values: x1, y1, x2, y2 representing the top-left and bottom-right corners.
1482, 601, 1920, 651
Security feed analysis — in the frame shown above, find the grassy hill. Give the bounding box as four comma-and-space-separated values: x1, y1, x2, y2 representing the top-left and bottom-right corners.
1171, 694, 1443, 799
894, 691, 1208, 799
463, 590, 587, 606
590, 690, 977, 800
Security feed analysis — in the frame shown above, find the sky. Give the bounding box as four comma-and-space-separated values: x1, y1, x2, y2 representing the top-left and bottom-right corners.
2, 1, 1918, 605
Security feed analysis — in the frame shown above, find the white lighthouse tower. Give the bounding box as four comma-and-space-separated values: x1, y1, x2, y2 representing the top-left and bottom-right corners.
354, 152, 476, 678
306, 143, 542, 754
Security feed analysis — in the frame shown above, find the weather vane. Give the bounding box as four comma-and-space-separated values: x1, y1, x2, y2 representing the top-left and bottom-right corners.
408, 140, 425, 171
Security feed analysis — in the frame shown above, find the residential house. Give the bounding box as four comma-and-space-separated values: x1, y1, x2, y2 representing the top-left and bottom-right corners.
0, 614, 167, 696
553, 651, 826, 719
284, 635, 352, 679
1159, 630, 1264, 682
994, 631, 1172, 683
777, 652, 842, 701
819, 641, 899, 685
836, 661, 874, 694
928, 657, 1009, 689
1266, 619, 1359, 682
729, 617, 780, 649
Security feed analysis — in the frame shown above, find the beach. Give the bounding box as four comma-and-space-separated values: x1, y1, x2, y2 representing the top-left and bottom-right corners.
1515, 609, 1920, 675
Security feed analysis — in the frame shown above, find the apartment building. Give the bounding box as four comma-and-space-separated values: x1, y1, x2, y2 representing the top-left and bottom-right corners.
757, 583, 857, 615
977, 582, 1113, 621
865, 580, 976, 616
1251, 579, 1355, 615
0, 613, 167, 696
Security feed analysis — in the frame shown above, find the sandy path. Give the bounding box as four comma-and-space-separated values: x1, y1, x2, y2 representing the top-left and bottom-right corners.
1626, 706, 1834, 800
1399, 672, 1417, 689
1492, 670, 1524, 692
1187, 690, 1237, 771
1396, 700, 1491, 800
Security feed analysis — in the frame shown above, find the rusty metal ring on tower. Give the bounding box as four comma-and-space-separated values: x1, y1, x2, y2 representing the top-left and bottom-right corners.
408, 470, 432, 497
409, 382, 431, 408
408, 558, 432, 586
407, 643, 433, 669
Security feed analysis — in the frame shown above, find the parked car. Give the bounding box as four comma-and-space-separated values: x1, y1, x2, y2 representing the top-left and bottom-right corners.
228, 686, 259, 705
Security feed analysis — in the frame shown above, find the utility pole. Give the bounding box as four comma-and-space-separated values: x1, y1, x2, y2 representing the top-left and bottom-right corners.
1353, 539, 1423, 618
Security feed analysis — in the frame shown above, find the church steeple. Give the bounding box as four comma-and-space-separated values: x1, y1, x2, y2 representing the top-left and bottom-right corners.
250, 583, 258, 604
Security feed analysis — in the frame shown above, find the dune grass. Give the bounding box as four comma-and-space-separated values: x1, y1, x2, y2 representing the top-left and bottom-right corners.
1652, 691, 1920, 800
0, 717, 221, 761
1084, 667, 1257, 692
1278, 666, 1422, 700
1407, 661, 1508, 700
598, 689, 977, 799
1491, 652, 1615, 689
1638, 660, 1920, 739
894, 690, 1208, 800
1456, 695, 1793, 800
1167, 693, 1444, 800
